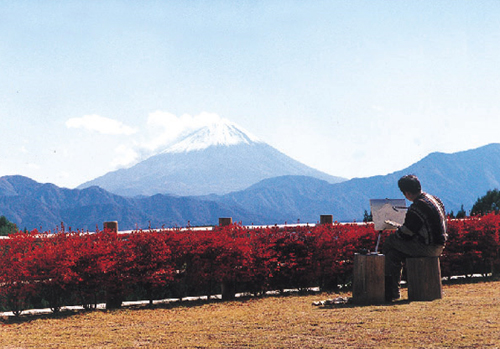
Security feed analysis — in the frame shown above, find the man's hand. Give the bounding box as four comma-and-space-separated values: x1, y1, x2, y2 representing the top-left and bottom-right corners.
384, 220, 402, 228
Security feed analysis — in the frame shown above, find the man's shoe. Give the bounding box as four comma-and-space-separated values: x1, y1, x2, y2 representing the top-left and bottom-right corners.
385, 291, 400, 303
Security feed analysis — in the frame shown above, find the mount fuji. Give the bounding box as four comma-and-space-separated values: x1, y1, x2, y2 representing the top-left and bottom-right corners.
78, 120, 346, 197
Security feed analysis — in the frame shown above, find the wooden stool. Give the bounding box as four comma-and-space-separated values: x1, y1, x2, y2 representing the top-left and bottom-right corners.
406, 257, 442, 301
352, 253, 385, 305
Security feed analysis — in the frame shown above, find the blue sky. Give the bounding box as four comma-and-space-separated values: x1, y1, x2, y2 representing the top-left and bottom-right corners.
2, 1, 500, 188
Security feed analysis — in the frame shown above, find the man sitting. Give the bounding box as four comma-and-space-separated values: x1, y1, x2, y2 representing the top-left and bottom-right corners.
383, 174, 447, 301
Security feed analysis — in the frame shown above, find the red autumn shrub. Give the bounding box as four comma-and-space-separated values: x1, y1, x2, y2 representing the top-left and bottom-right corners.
246, 228, 278, 296
69, 229, 130, 309
30, 233, 79, 312
173, 224, 253, 299
441, 214, 500, 278
313, 223, 379, 290
267, 227, 317, 292
125, 230, 175, 304
0, 231, 38, 316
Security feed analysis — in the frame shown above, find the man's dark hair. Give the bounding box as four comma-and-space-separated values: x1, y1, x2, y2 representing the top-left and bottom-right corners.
398, 175, 421, 194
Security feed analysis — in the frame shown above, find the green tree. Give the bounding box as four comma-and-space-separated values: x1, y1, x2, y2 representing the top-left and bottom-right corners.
363, 210, 373, 223
471, 189, 500, 216
456, 204, 467, 219
0, 215, 18, 236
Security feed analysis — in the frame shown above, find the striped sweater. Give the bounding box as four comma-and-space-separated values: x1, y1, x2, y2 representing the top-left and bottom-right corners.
397, 192, 448, 245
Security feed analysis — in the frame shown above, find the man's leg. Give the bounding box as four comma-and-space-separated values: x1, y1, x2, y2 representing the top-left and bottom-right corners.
383, 234, 444, 301
383, 234, 408, 300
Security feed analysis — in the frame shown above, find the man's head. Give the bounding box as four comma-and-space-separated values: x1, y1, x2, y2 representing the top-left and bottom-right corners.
398, 175, 422, 201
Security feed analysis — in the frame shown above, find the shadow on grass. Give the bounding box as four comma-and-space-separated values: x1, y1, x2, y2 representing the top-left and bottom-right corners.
313, 299, 413, 311
0, 288, 322, 325
312, 275, 500, 310
1, 307, 91, 325
2, 275, 498, 325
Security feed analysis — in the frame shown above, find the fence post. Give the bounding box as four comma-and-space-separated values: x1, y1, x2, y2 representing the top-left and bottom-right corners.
320, 215, 333, 225
219, 217, 233, 226
103, 221, 118, 232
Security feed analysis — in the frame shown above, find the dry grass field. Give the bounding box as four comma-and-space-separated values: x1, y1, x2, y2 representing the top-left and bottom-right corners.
1, 279, 500, 348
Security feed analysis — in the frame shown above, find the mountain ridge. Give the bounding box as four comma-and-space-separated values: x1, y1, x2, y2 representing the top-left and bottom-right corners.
213, 143, 500, 222
2, 143, 500, 231
0, 175, 263, 230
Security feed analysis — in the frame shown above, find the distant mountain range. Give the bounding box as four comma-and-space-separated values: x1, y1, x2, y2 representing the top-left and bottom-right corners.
0, 175, 264, 231
77, 119, 345, 196
216, 143, 500, 223
1, 143, 500, 231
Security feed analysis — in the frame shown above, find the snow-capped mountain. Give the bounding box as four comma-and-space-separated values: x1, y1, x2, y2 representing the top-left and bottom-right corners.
164, 119, 261, 153
78, 120, 346, 197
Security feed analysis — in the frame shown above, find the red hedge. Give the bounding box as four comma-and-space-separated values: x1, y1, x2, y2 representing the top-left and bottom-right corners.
1, 214, 499, 315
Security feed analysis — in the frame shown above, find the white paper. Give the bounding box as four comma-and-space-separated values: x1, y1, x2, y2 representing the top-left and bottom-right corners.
369, 199, 407, 231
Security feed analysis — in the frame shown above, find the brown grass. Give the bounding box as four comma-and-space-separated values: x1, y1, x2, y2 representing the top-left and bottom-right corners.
1, 280, 500, 348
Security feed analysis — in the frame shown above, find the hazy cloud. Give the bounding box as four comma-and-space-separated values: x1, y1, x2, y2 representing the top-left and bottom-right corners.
141, 111, 225, 152
106, 111, 226, 169
66, 114, 137, 135
111, 144, 140, 169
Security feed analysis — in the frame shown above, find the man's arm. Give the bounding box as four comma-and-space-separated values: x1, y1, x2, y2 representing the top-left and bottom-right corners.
395, 205, 423, 240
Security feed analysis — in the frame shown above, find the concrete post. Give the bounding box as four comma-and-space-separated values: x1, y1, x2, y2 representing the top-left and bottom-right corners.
103, 221, 118, 233
219, 217, 233, 226
320, 215, 333, 225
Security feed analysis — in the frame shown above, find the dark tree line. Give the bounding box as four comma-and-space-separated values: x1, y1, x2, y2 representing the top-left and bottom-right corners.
0, 216, 17, 236
471, 189, 500, 216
